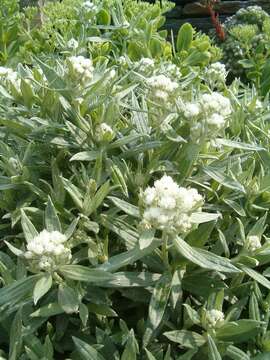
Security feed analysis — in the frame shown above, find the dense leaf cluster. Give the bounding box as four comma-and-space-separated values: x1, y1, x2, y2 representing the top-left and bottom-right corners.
0, 1, 269, 359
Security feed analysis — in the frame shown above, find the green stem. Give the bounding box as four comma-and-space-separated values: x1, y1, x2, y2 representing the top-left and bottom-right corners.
162, 232, 169, 269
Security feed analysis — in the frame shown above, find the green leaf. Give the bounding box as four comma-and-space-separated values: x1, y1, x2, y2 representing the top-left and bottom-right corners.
176, 23, 193, 52
9, 308, 23, 360
21, 210, 38, 243
203, 167, 245, 193
190, 212, 220, 224
79, 303, 89, 326
84, 181, 110, 216
139, 229, 155, 250
59, 265, 114, 282
143, 273, 172, 347
241, 265, 270, 290
145, 349, 157, 360
5, 241, 24, 256
33, 274, 52, 305
31, 303, 63, 318
121, 329, 138, 360
64, 217, 79, 240
99, 239, 162, 272
0, 275, 40, 307
251, 353, 270, 360
226, 345, 250, 360
88, 303, 117, 317
207, 335, 222, 360
45, 196, 61, 232
216, 320, 264, 343
58, 284, 80, 314
215, 139, 264, 151
108, 196, 140, 218
70, 151, 100, 162
61, 177, 83, 210
174, 236, 240, 273
177, 143, 200, 182
97, 271, 160, 288
73, 337, 106, 360
163, 330, 205, 349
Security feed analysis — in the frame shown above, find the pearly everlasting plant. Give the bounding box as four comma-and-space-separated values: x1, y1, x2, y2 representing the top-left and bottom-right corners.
67, 55, 94, 85
147, 74, 179, 104
24, 230, 71, 271
205, 62, 227, 88
205, 309, 225, 329
181, 91, 232, 142
141, 175, 203, 234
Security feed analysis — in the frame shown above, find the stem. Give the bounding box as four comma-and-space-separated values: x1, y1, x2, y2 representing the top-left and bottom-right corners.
162, 232, 169, 269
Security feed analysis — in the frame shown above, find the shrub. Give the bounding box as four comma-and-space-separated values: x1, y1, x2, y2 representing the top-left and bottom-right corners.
0, 1, 270, 359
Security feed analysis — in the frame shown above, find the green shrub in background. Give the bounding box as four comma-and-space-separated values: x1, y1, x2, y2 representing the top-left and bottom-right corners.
219, 6, 270, 95
0, 1, 270, 359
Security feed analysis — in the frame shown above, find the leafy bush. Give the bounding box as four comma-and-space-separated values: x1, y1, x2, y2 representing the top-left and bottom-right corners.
0, 1, 270, 359
219, 6, 270, 91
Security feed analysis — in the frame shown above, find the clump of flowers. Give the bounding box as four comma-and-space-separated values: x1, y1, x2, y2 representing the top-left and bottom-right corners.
82, 0, 98, 13
182, 91, 232, 142
0, 66, 21, 88
246, 235, 261, 252
67, 38, 79, 50
147, 74, 179, 103
141, 175, 203, 234
24, 230, 72, 271
205, 62, 227, 87
134, 57, 155, 75
159, 61, 182, 81
205, 309, 225, 328
67, 56, 94, 85
96, 123, 115, 142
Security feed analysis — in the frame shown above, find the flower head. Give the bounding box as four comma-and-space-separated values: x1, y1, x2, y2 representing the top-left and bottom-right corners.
67, 56, 94, 85
147, 74, 178, 103
25, 230, 71, 271
246, 235, 261, 252
141, 175, 203, 234
96, 123, 115, 142
205, 309, 224, 328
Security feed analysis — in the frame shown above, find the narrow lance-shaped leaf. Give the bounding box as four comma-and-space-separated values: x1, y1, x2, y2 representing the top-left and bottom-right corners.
208, 335, 222, 360
143, 272, 172, 347
163, 330, 205, 349
9, 308, 23, 360
45, 196, 61, 232
73, 337, 106, 360
174, 236, 240, 273
21, 210, 38, 243
59, 265, 114, 282
58, 284, 80, 314
33, 274, 52, 305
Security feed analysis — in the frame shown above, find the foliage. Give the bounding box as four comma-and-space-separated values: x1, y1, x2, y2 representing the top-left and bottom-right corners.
0, 0, 270, 359
219, 6, 270, 92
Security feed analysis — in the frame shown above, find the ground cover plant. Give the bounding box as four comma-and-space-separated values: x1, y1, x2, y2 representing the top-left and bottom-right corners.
0, 0, 270, 359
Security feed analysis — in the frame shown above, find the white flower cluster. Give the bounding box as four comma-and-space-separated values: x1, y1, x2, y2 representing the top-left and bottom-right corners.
67, 38, 79, 49
96, 123, 115, 142
246, 235, 261, 252
141, 175, 203, 234
183, 92, 232, 141
205, 62, 227, 87
147, 74, 179, 103
82, 1, 98, 12
205, 309, 224, 328
0, 66, 21, 88
67, 56, 94, 85
201, 92, 231, 117
159, 62, 182, 81
24, 230, 71, 271
135, 58, 155, 74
